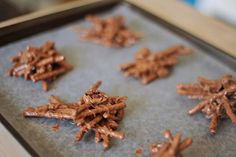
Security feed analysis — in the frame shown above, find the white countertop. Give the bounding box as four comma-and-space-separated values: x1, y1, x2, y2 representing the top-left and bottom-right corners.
0, 122, 30, 157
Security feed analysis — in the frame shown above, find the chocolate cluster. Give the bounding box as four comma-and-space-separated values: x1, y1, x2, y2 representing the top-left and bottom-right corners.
177, 75, 236, 133
24, 81, 127, 149
150, 130, 192, 157
120, 45, 191, 84
77, 15, 141, 47
7, 41, 72, 91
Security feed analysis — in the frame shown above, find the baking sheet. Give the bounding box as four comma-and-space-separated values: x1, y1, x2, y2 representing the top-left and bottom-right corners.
0, 3, 236, 157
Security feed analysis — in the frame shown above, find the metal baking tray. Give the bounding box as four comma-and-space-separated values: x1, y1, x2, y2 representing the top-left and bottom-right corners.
0, 1, 236, 157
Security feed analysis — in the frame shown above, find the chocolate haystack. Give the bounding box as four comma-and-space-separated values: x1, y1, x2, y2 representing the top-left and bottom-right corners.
177, 75, 236, 134
23, 81, 127, 149
150, 130, 192, 157
120, 45, 191, 84
76, 15, 141, 47
7, 41, 72, 91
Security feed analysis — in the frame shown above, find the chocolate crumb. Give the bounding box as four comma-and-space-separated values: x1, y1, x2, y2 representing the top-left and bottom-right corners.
52, 124, 60, 132
135, 147, 143, 156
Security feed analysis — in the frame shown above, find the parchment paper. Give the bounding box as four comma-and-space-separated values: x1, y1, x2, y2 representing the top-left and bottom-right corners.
0, 3, 236, 157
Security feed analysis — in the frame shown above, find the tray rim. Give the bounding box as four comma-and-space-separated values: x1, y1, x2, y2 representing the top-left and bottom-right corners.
127, 0, 236, 58
0, 0, 120, 46
1, 0, 236, 156
0, 0, 106, 28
